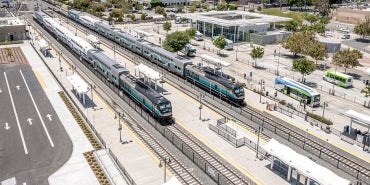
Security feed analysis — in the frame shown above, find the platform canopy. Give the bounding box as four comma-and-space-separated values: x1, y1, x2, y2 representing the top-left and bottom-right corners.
38, 39, 49, 49
135, 63, 162, 80
344, 110, 370, 129
365, 68, 370, 75
136, 30, 153, 37
200, 54, 231, 67
67, 74, 90, 94
262, 139, 350, 185
162, 176, 181, 185
86, 34, 99, 44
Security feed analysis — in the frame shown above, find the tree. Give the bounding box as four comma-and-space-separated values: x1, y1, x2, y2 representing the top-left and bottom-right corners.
307, 42, 328, 64
283, 31, 315, 56
130, 14, 136, 21
312, 0, 330, 17
228, 3, 238, 10
213, 36, 227, 54
185, 28, 196, 39
117, 15, 123, 22
163, 22, 171, 34
285, 20, 299, 32
216, 2, 228, 10
155, 6, 165, 14
332, 49, 363, 73
354, 17, 370, 39
292, 58, 315, 82
361, 87, 370, 98
189, 5, 196, 13
250, 46, 264, 67
141, 13, 147, 20
150, 0, 163, 8
202, 2, 209, 9
163, 31, 190, 53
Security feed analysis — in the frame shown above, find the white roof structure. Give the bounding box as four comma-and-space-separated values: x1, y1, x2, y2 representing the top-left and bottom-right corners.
67, 74, 90, 94
162, 176, 181, 185
86, 34, 99, 44
344, 110, 370, 128
136, 30, 153, 37
262, 139, 351, 185
135, 63, 162, 80
153, 15, 165, 20
38, 39, 49, 49
365, 68, 370, 75
178, 11, 292, 27
200, 54, 231, 67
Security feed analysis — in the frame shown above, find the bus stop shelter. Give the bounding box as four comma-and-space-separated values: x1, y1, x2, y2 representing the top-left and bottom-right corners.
344, 109, 370, 133
262, 139, 350, 185
135, 63, 162, 91
67, 74, 90, 105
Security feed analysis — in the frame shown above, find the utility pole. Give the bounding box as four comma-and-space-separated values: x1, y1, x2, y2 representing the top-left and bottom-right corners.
159, 157, 171, 183
256, 126, 262, 159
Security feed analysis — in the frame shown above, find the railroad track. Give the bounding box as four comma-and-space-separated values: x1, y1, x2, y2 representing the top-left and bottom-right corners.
41, 6, 370, 184
26, 15, 201, 185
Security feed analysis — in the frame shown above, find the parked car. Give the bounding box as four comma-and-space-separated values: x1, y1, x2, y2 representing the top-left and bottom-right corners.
341, 34, 350, 39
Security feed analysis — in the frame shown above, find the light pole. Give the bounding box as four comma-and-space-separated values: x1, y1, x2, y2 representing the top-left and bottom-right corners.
322, 102, 328, 118
275, 46, 280, 76
90, 84, 94, 110
59, 50, 62, 71
159, 157, 171, 183
255, 126, 263, 159
199, 93, 204, 120
236, 43, 239, 61
118, 112, 122, 143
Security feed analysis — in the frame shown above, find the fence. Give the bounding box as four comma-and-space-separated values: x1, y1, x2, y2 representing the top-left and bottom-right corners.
31, 38, 137, 185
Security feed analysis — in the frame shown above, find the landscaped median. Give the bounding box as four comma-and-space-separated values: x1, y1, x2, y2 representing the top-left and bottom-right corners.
58, 91, 110, 185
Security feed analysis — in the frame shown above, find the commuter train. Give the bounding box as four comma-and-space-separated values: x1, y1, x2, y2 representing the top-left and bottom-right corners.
67, 9, 245, 105
34, 11, 173, 122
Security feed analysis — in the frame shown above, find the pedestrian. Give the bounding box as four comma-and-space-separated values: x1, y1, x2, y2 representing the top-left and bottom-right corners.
244, 73, 246, 79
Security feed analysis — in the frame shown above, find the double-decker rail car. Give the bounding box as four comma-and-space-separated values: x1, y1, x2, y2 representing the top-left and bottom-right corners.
185, 64, 245, 105
34, 11, 173, 122
66, 9, 245, 105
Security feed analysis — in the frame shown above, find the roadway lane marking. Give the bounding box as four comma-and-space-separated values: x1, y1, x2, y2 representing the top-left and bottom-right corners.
27, 118, 33, 126
16, 85, 20, 90
46, 114, 52, 121
0, 88, 2, 93
4, 122, 10, 130
4, 72, 28, 155
19, 70, 55, 148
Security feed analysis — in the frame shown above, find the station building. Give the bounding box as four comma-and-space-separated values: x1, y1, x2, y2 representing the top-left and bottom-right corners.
178, 11, 292, 45
0, 17, 26, 42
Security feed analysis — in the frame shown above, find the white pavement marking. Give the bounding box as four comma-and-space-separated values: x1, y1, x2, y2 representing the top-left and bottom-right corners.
23, 182, 26, 185
16, 85, 20, 90
4, 122, 10, 130
27, 118, 33, 125
46, 114, 52, 121
19, 70, 55, 148
0, 88, 2, 93
4, 72, 28, 155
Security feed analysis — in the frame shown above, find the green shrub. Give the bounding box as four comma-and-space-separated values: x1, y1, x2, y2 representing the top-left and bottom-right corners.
307, 112, 333, 125
279, 99, 286, 105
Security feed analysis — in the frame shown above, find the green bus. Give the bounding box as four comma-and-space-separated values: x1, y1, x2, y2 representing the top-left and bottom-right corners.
323, 70, 353, 88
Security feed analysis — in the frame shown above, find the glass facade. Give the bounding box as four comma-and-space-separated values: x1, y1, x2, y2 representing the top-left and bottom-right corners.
193, 20, 240, 42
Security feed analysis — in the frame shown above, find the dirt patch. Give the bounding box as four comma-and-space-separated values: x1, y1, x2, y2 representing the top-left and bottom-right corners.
0, 47, 28, 65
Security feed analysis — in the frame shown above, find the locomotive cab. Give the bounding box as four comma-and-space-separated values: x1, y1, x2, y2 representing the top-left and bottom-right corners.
158, 101, 172, 114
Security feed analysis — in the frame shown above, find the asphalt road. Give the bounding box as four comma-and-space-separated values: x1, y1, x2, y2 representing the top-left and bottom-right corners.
0, 64, 72, 185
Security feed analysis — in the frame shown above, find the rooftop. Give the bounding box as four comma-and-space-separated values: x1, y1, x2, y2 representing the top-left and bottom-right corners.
178, 11, 292, 27
0, 17, 25, 27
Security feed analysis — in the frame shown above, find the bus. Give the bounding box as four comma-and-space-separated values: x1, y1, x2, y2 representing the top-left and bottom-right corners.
181, 43, 196, 57
274, 77, 321, 107
194, 31, 203, 41
323, 70, 353, 88
212, 36, 234, 50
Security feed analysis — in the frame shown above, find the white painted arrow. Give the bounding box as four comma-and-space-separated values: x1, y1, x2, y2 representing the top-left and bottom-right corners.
4, 122, 10, 130
16, 85, 20, 90
27, 118, 33, 125
46, 114, 52, 121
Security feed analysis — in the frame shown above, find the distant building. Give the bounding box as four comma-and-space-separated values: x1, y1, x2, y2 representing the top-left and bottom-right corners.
333, 7, 370, 24
179, 11, 292, 45
0, 17, 26, 42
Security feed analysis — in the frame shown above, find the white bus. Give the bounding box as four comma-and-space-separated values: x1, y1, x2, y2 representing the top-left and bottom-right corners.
194, 32, 203, 41
323, 70, 353, 88
274, 77, 321, 107
212, 36, 233, 50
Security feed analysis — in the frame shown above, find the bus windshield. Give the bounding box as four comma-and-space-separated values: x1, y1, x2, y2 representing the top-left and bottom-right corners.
313, 95, 320, 102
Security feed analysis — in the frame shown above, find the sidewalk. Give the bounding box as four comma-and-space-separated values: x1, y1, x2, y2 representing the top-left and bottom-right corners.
18, 43, 98, 185
28, 36, 168, 185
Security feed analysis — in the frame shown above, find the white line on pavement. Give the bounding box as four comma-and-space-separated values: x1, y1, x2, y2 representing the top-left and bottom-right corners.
4, 72, 29, 155
19, 70, 55, 147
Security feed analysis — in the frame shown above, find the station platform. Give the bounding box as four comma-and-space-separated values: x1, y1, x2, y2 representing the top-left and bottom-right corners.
23, 37, 170, 185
